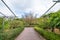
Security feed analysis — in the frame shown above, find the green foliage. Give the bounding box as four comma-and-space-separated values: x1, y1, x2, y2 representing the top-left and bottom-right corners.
36, 17, 50, 29
34, 27, 60, 40
47, 10, 60, 31
9, 19, 24, 29
4, 20, 9, 29
0, 17, 24, 40
0, 27, 24, 40
36, 10, 60, 32
0, 17, 3, 29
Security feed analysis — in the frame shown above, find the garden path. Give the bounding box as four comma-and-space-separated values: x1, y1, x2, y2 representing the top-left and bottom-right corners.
15, 27, 45, 40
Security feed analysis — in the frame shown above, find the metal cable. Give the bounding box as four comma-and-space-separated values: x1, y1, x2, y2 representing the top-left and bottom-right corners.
41, 2, 57, 17
1, 0, 17, 17
0, 12, 7, 17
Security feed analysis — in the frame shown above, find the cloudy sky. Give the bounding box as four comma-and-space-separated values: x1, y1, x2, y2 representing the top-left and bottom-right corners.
0, 0, 60, 18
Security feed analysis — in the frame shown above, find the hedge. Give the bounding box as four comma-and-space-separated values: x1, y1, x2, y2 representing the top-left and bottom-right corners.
34, 27, 60, 40
0, 27, 24, 40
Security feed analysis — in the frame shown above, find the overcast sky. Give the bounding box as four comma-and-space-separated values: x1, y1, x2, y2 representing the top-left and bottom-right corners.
0, 0, 60, 18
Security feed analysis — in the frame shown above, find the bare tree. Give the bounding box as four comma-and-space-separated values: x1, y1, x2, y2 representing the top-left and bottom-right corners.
22, 12, 37, 27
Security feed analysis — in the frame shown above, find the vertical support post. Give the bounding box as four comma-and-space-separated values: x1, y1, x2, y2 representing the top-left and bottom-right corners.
2, 17, 4, 32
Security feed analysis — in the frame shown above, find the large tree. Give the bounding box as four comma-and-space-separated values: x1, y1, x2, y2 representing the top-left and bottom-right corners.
44, 10, 60, 32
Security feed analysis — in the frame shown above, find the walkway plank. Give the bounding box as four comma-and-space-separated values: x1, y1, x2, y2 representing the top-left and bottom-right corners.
15, 27, 45, 40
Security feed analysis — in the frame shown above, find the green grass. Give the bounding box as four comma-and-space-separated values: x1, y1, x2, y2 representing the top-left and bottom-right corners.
0, 27, 24, 40
34, 27, 60, 40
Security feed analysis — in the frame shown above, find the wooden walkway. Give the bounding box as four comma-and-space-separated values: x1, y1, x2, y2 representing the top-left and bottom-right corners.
15, 27, 45, 40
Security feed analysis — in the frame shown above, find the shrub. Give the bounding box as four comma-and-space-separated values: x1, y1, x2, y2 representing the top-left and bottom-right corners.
34, 27, 60, 40
0, 27, 24, 40
9, 20, 24, 29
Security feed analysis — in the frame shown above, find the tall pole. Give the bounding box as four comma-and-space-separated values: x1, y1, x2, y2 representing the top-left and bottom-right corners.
1, 0, 17, 17
2, 17, 4, 31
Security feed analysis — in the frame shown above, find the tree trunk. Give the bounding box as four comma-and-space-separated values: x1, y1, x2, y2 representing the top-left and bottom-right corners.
51, 27, 54, 32
59, 28, 60, 31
